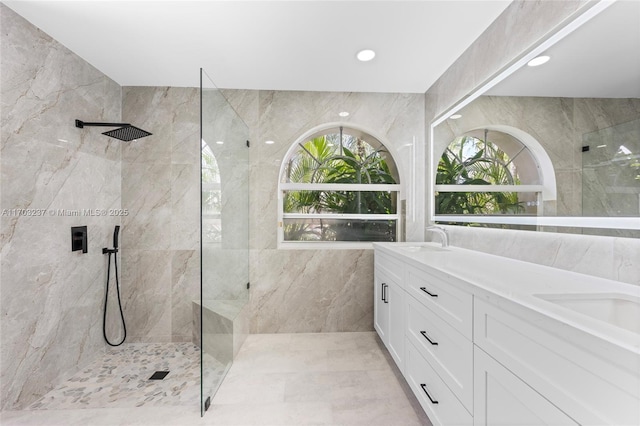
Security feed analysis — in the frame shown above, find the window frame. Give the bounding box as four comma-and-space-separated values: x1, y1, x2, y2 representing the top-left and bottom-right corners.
430, 120, 559, 229
278, 126, 402, 249
434, 132, 545, 222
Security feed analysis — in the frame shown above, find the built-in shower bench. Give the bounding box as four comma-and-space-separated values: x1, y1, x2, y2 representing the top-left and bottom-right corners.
192, 299, 249, 365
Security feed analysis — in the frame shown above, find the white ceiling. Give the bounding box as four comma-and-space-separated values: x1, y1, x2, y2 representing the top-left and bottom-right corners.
3, 0, 512, 93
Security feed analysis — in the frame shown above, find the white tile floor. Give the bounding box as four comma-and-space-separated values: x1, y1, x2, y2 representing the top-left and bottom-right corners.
1, 332, 431, 426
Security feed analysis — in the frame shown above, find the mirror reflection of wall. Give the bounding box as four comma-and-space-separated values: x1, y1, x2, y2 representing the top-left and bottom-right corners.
432, 0, 640, 238
582, 118, 640, 218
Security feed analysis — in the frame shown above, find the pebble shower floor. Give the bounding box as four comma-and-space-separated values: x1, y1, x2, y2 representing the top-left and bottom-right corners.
28, 343, 225, 410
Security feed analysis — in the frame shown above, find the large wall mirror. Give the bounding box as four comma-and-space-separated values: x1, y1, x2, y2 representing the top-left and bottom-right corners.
429, 0, 640, 238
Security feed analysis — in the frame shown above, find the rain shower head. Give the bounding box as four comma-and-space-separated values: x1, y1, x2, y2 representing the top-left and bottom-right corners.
75, 119, 152, 142
102, 125, 152, 142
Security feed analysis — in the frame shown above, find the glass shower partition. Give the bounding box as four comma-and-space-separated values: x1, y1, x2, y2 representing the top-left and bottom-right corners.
582, 118, 640, 237
200, 69, 250, 415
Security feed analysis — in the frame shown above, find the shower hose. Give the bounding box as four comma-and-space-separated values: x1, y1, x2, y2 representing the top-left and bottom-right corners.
103, 249, 127, 346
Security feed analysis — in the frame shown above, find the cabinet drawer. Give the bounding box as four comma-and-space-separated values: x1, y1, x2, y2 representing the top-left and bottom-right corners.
474, 346, 578, 426
375, 251, 404, 284
405, 339, 473, 426
475, 298, 640, 425
406, 265, 472, 339
406, 295, 473, 412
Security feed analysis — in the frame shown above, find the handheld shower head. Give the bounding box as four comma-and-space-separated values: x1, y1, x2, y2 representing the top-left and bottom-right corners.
113, 226, 120, 249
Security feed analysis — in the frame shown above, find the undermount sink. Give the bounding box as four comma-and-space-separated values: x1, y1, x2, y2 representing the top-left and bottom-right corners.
400, 244, 450, 253
535, 293, 640, 334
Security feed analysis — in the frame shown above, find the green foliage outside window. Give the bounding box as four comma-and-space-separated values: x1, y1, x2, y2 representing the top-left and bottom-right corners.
284, 133, 398, 241
436, 135, 524, 219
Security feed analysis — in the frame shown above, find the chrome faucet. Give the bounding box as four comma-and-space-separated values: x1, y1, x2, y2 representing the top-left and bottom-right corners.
426, 226, 448, 247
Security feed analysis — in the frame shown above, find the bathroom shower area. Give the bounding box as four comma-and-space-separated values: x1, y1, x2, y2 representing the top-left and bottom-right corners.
0, 3, 248, 418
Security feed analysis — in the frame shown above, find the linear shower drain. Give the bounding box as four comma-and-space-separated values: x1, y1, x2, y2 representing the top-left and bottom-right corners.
149, 371, 170, 380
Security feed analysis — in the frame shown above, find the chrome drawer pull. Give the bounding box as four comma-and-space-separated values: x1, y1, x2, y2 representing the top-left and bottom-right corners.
382, 283, 389, 303
419, 287, 438, 297
420, 384, 439, 404
420, 331, 438, 345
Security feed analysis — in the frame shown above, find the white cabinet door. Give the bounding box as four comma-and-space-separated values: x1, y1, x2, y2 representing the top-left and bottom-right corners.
374, 267, 390, 343
387, 281, 405, 369
474, 346, 578, 426
474, 297, 640, 425
374, 266, 404, 370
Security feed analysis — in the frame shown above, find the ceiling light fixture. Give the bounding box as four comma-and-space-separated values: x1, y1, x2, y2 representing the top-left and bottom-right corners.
356, 49, 375, 62
265, 140, 275, 145
339, 111, 350, 117
216, 141, 224, 145
527, 55, 550, 67
449, 114, 462, 120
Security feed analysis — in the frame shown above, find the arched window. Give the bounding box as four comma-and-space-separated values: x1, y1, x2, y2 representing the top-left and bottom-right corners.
278, 126, 401, 244
202, 140, 221, 243
435, 129, 545, 223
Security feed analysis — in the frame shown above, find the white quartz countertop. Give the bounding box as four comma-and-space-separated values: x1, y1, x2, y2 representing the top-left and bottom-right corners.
373, 242, 640, 354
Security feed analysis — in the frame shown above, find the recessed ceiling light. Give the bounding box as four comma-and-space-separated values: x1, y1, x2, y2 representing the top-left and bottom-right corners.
216, 141, 224, 145
527, 55, 550, 67
356, 49, 376, 62
449, 114, 462, 119
265, 140, 275, 145
339, 111, 350, 117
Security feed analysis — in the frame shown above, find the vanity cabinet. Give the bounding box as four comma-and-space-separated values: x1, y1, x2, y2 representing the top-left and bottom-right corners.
404, 264, 474, 421
406, 291, 473, 412
373, 244, 640, 426
374, 252, 405, 369
375, 253, 474, 423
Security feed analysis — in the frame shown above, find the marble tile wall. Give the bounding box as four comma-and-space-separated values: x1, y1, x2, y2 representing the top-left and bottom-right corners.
121, 87, 200, 343
424, 0, 640, 286
221, 90, 425, 333
0, 4, 122, 410
443, 226, 639, 287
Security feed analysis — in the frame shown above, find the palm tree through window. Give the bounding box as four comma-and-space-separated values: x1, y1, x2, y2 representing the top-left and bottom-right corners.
279, 127, 401, 243
435, 129, 542, 224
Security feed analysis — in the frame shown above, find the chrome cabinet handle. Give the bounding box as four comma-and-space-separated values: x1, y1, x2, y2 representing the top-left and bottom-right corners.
420, 331, 438, 345
420, 384, 439, 404
382, 283, 388, 303
419, 287, 438, 297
